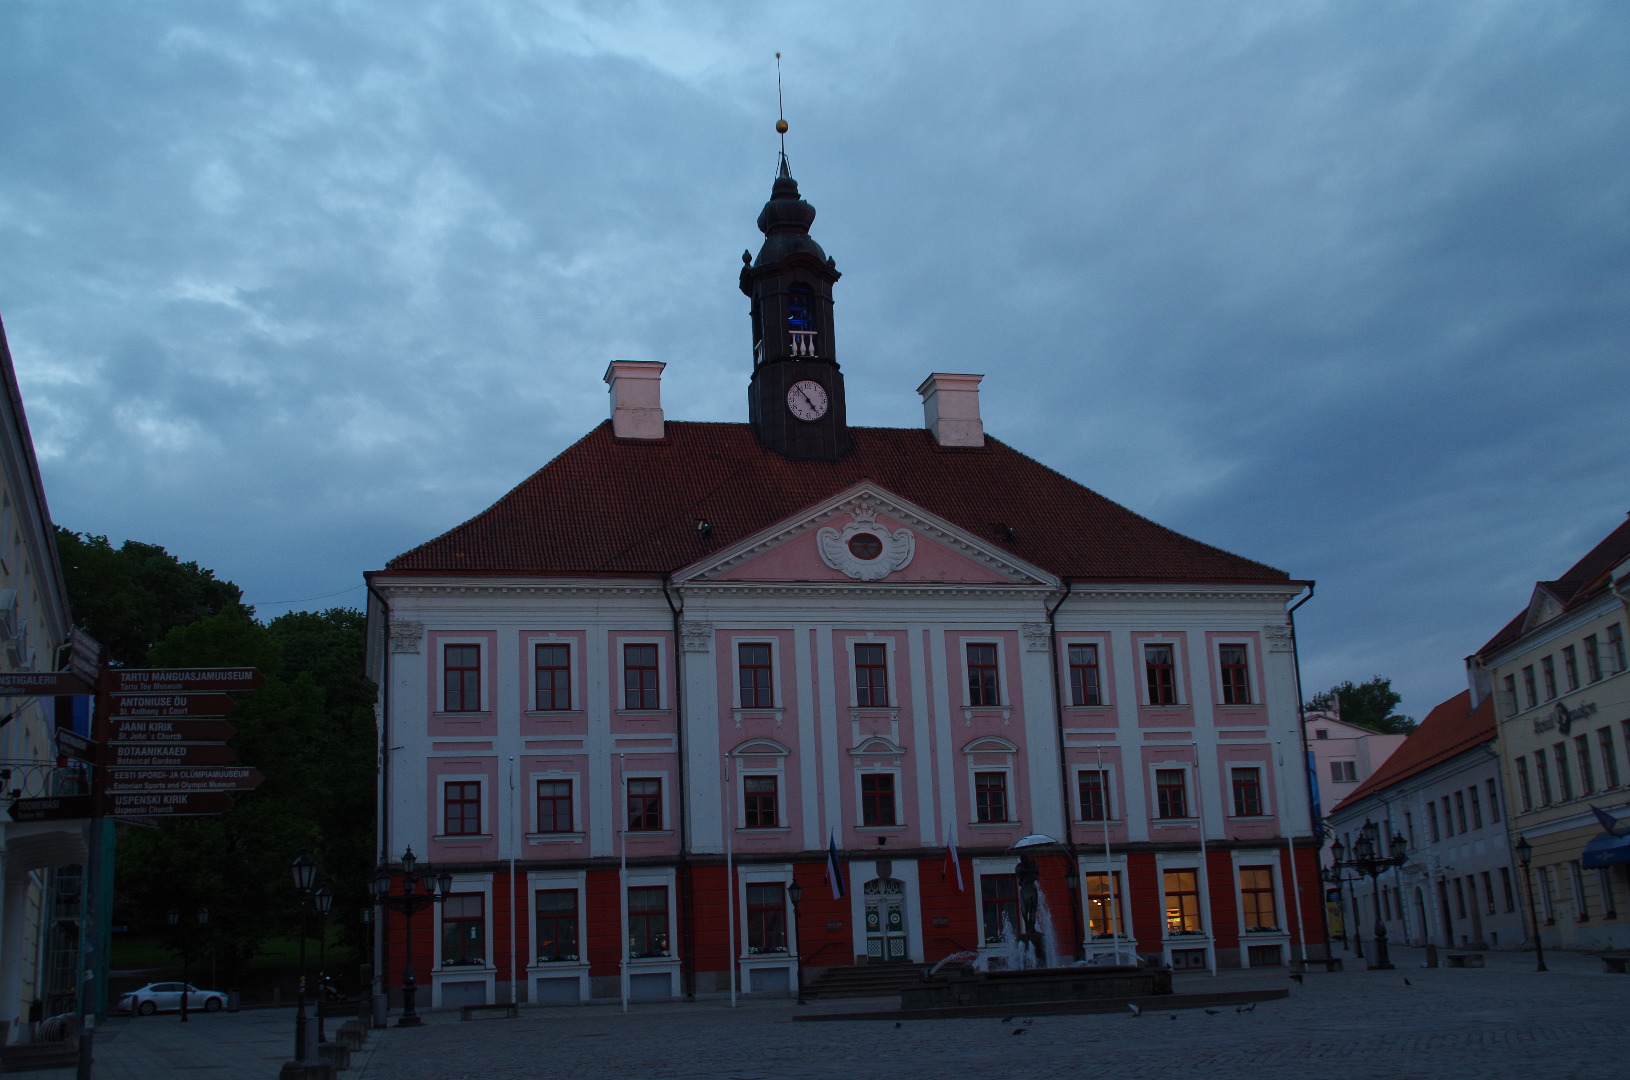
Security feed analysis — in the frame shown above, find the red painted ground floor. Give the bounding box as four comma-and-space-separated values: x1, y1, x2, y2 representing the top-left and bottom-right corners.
376, 844, 1327, 1007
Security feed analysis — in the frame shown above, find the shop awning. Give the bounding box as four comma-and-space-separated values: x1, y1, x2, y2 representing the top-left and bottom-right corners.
1582, 831, 1630, 868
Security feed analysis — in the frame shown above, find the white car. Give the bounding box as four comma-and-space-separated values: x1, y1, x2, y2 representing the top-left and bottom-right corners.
118, 982, 226, 1016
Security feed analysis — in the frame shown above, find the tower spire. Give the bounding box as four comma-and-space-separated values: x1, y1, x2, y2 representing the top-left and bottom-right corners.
775, 52, 790, 177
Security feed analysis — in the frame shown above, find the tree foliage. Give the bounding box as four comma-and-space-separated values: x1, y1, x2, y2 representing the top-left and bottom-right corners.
58, 531, 376, 983
1306, 676, 1416, 734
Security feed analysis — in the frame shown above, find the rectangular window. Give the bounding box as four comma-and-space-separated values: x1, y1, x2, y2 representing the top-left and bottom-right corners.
745, 883, 787, 952
1539, 867, 1556, 922
1481, 871, 1496, 916
441, 894, 485, 966
1454, 790, 1468, 833
1427, 802, 1440, 842
1329, 760, 1357, 784
861, 773, 897, 826
1486, 778, 1500, 820
1144, 644, 1177, 705
1163, 869, 1202, 933
1442, 796, 1454, 836
1500, 867, 1516, 913
1453, 877, 1467, 920
627, 778, 662, 831
1219, 644, 1251, 704
1586, 634, 1603, 682
1598, 867, 1617, 919
1404, 811, 1415, 847
1523, 665, 1537, 708
444, 643, 481, 712
1610, 624, 1628, 673
1576, 735, 1596, 796
974, 771, 1009, 823
1231, 767, 1264, 817
966, 644, 1000, 706
1571, 861, 1590, 920
738, 643, 773, 709
1469, 786, 1483, 829
743, 776, 779, 828
535, 889, 579, 962
1465, 876, 1479, 922
1503, 674, 1518, 715
1535, 753, 1552, 806
854, 644, 889, 707
1554, 743, 1573, 802
1155, 769, 1189, 818
1068, 644, 1102, 706
628, 886, 669, 958
1600, 728, 1621, 789
624, 644, 659, 710
980, 874, 1020, 944
1542, 655, 1558, 700
444, 781, 481, 836
1516, 757, 1533, 811
1239, 865, 1278, 930
1078, 770, 1110, 821
1563, 645, 1580, 691
534, 644, 571, 711
1084, 871, 1123, 937
536, 779, 572, 834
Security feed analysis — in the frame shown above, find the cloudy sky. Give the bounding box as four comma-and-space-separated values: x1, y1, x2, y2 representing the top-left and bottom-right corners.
2, 1, 1627, 719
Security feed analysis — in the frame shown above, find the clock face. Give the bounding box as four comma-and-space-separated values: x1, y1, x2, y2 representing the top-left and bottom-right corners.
786, 380, 829, 421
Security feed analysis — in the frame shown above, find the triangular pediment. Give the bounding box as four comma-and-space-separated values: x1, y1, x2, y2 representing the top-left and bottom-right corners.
672, 482, 1057, 587
1522, 583, 1566, 633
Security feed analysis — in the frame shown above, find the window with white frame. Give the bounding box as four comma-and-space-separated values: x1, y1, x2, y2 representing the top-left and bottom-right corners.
623, 642, 661, 710
1078, 769, 1111, 821
1144, 643, 1178, 705
1084, 871, 1123, 937
1218, 643, 1251, 705
443, 643, 482, 712
1067, 643, 1103, 706
854, 642, 889, 707
1238, 865, 1278, 931
966, 643, 1000, 706
1330, 760, 1357, 784
534, 642, 572, 711
860, 772, 898, 826
1163, 868, 1202, 932
536, 778, 573, 833
743, 775, 779, 828
738, 642, 774, 708
745, 883, 788, 953
535, 889, 579, 962
1230, 767, 1265, 816
974, 771, 1009, 823
443, 780, 482, 835
1155, 769, 1189, 818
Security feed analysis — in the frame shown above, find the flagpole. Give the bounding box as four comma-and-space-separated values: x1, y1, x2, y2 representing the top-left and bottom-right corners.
619, 753, 629, 1013
1193, 741, 1216, 977
725, 752, 736, 1007
1277, 740, 1308, 966
1097, 742, 1118, 957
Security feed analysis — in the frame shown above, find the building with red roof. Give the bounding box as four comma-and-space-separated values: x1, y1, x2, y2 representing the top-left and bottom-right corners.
365, 155, 1323, 1011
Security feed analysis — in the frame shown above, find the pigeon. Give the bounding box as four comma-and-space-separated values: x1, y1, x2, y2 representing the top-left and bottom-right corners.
1244, 1002, 1257, 1013
1404, 978, 1412, 985
1169, 1015, 1177, 1021
1001, 1016, 1013, 1023
1012, 1028, 1026, 1036
1022, 1019, 1034, 1026
1205, 1009, 1220, 1015
894, 1022, 901, 1029
1127, 1003, 1142, 1017
1289, 971, 1304, 985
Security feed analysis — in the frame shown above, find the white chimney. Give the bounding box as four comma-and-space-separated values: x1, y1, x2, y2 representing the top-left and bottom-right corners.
603, 361, 666, 439
916, 373, 985, 447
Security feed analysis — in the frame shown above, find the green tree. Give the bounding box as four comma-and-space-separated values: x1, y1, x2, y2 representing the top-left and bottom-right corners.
1306, 676, 1416, 734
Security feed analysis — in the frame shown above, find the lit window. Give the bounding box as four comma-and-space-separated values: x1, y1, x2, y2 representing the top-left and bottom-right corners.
1239, 866, 1277, 930
1068, 644, 1102, 706
738, 643, 773, 709
1231, 767, 1263, 816
441, 894, 484, 966
967, 644, 1000, 706
1219, 644, 1251, 705
444, 644, 481, 712
1084, 871, 1123, 937
624, 644, 659, 710
744, 776, 779, 828
1163, 869, 1202, 933
1145, 644, 1177, 705
854, 644, 888, 707
1156, 769, 1188, 818
535, 644, 571, 711
974, 772, 1009, 823
861, 773, 896, 826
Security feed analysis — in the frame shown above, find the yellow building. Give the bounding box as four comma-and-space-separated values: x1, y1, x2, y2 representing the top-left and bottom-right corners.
1476, 516, 1630, 952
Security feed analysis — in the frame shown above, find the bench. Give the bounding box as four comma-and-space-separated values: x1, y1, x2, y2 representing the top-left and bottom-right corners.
1298, 957, 1343, 972
1601, 953, 1630, 973
1445, 953, 1484, 968
459, 1003, 520, 1021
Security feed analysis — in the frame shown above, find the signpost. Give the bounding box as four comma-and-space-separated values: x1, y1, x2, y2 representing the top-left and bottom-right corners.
104, 743, 238, 768
108, 718, 236, 743
98, 767, 263, 795
0, 671, 94, 696
100, 791, 236, 818
101, 668, 264, 694
110, 694, 237, 718
56, 728, 96, 763
7, 795, 93, 822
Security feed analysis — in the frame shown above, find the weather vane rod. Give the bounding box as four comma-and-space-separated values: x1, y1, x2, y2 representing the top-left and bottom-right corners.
775, 52, 789, 174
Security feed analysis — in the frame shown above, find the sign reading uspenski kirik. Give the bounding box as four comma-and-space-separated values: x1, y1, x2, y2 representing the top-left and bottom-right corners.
102, 668, 265, 694
103, 791, 235, 818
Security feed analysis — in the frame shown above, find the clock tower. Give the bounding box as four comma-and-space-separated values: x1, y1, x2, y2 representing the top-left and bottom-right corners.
741, 156, 852, 460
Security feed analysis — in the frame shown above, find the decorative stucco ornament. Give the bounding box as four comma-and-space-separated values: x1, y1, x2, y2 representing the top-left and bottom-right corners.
817, 503, 915, 581
1263, 625, 1294, 653
390, 621, 424, 654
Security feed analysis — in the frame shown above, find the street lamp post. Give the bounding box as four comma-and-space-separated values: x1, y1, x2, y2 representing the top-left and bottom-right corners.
1515, 836, 1548, 973
1319, 867, 1350, 951
1330, 820, 1408, 970
291, 852, 317, 1061
370, 848, 453, 1027
787, 879, 805, 1006
167, 907, 209, 1023
1327, 845, 1362, 959
313, 886, 333, 1044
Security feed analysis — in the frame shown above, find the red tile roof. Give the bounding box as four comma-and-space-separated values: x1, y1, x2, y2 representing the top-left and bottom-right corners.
1332, 690, 1495, 811
383, 421, 1292, 583
1478, 514, 1630, 657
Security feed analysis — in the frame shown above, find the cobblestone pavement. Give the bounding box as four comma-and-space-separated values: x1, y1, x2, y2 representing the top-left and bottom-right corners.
54, 947, 1630, 1079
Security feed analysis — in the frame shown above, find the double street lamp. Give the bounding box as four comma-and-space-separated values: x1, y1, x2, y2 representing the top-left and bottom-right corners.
1330, 820, 1408, 970
1514, 835, 1548, 973
165, 906, 208, 1023
369, 848, 453, 1026
786, 879, 805, 1006
290, 853, 332, 1062
1319, 865, 1358, 956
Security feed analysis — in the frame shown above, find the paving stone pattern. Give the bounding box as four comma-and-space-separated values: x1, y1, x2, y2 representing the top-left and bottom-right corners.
56, 948, 1629, 1080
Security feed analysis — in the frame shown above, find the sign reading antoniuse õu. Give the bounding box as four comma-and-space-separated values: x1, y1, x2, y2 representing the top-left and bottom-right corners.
103, 668, 265, 694
110, 694, 238, 719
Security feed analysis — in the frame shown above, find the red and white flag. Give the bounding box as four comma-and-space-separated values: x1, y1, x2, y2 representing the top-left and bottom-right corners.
944, 822, 964, 892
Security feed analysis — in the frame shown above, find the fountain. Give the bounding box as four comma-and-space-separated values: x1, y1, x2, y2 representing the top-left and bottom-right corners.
900, 835, 1172, 1009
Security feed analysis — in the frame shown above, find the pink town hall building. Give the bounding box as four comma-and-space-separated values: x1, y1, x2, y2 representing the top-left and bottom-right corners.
364, 158, 1325, 1009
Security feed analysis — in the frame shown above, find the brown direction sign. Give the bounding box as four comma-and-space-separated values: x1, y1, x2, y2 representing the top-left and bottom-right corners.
69, 628, 103, 686
100, 767, 263, 794
102, 668, 264, 695
8, 795, 92, 822
108, 718, 235, 744
106, 743, 237, 768
0, 672, 94, 696
55, 728, 96, 763
111, 694, 237, 719
102, 791, 235, 818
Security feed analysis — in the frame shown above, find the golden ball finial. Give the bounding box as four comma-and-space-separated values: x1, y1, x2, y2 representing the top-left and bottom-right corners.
776, 119, 788, 135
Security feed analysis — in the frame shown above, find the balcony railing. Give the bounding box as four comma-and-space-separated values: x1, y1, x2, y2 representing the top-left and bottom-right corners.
789, 331, 817, 357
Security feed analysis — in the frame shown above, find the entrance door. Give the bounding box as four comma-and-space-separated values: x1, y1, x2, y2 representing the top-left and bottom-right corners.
863, 878, 909, 963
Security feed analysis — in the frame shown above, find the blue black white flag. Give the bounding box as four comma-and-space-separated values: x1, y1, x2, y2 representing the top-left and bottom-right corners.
826, 832, 847, 899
